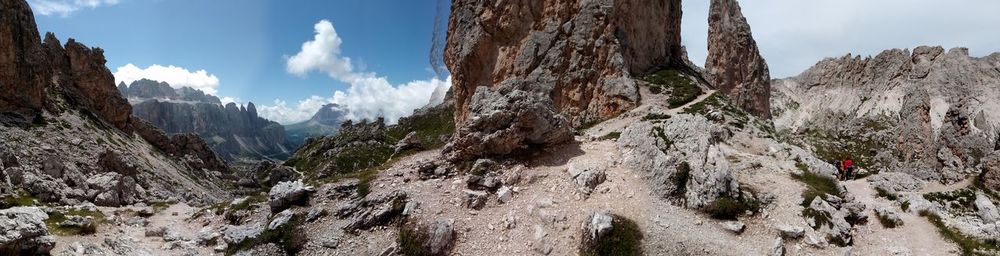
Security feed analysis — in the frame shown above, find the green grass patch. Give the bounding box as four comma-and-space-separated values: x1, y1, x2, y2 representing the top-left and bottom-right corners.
643, 69, 702, 108
45, 208, 105, 236
901, 201, 911, 212
924, 211, 1000, 256
924, 189, 976, 214
875, 187, 899, 201
641, 113, 671, 122
876, 212, 901, 229
580, 214, 644, 256
1, 190, 38, 209
600, 132, 622, 141
792, 169, 840, 208
802, 207, 832, 230
703, 195, 761, 220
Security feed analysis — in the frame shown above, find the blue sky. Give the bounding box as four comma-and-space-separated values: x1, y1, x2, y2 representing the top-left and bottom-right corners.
29, 0, 1000, 123
31, 0, 450, 123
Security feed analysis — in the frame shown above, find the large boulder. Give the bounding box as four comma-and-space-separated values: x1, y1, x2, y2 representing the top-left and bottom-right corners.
975, 192, 1000, 223
444, 88, 574, 161
0, 207, 55, 254
445, 0, 683, 126
617, 115, 738, 208
869, 172, 924, 194
705, 0, 771, 119
805, 198, 854, 246
335, 190, 408, 233
268, 180, 315, 212
980, 151, 1000, 192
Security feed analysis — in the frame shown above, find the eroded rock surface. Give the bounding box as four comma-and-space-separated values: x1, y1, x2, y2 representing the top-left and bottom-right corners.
705, 0, 771, 119
445, 0, 684, 127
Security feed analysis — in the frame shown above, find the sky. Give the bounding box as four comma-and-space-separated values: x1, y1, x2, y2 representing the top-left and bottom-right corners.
28, 0, 1000, 124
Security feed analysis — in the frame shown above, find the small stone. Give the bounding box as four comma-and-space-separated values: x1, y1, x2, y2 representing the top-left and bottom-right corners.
464, 190, 489, 210
496, 186, 513, 204
769, 237, 785, 256
721, 221, 745, 234
775, 224, 805, 239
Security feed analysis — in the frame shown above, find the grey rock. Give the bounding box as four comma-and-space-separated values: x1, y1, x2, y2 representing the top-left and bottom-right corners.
337, 190, 408, 233
444, 88, 574, 161
804, 231, 829, 248
874, 206, 904, 227
394, 131, 423, 154
721, 221, 746, 234
268, 209, 294, 230
496, 186, 513, 204
426, 219, 456, 255
586, 211, 614, 241
568, 162, 607, 195
268, 180, 314, 212
144, 227, 167, 237
975, 192, 1000, 223
617, 115, 738, 208
221, 224, 263, 245
464, 190, 489, 210
402, 201, 419, 216
233, 243, 285, 256
306, 207, 327, 222
869, 172, 924, 194
0, 207, 55, 255
58, 215, 94, 229
807, 198, 854, 246
769, 237, 785, 256
775, 224, 805, 239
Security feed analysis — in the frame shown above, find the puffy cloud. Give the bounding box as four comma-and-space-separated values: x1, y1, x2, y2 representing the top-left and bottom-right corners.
682, 0, 1000, 78
285, 20, 358, 80
270, 20, 452, 125
114, 64, 221, 95
257, 96, 334, 125
28, 0, 120, 17
331, 76, 451, 124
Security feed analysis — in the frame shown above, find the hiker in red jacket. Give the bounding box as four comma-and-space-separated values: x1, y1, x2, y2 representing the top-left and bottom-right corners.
843, 158, 855, 180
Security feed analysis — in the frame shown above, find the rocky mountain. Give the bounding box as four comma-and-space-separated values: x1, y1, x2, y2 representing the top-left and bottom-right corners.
0, 0, 230, 211
443, 0, 688, 160
705, 0, 772, 119
284, 103, 347, 146
121, 80, 294, 161
118, 78, 222, 105
772, 46, 1000, 183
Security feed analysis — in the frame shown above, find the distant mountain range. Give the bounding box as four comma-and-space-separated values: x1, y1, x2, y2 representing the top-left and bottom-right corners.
120, 79, 294, 161
284, 103, 347, 146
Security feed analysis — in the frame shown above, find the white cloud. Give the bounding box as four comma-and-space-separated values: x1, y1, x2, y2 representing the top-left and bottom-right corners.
682, 0, 1000, 78
285, 20, 358, 80
220, 97, 241, 106
257, 96, 333, 125
28, 0, 120, 17
268, 20, 451, 125
114, 64, 221, 95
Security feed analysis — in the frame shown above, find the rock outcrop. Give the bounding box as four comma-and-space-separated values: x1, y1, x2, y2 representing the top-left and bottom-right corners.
444, 88, 574, 160
126, 81, 292, 161
0, 207, 55, 254
0, 0, 47, 121
705, 0, 772, 119
772, 46, 1000, 183
0, 0, 232, 207
444, 0, 684, 127
617, 115, 739, 208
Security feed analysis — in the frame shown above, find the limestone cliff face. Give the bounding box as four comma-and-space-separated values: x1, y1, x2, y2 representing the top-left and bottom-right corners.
0, 0, 232, 207
772, 46, 1000, 182
444, 0, 684, 126
0, 0, 47, 120
705, 0, 771, 119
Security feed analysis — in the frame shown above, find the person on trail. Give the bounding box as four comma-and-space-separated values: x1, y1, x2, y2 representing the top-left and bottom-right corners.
843, 158, 855, 180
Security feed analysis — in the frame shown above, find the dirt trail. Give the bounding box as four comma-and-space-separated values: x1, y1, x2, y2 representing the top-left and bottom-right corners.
586, 89, 717, 138
842, 178, 959, 256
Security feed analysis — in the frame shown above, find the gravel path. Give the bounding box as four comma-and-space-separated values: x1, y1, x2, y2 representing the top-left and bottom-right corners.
844, 178, 960, 256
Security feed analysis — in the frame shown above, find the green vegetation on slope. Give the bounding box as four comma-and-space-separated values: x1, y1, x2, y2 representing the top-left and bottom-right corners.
643, 69, 703, 108
792, 161, 840, 208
